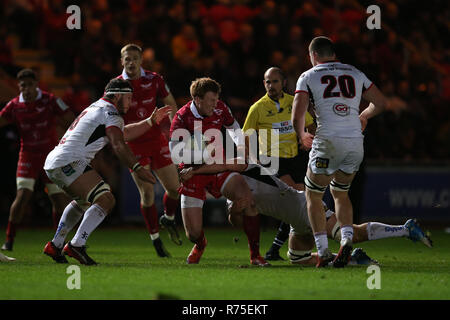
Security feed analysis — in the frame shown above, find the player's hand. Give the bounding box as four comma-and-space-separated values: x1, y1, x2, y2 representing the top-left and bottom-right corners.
300, 132, 314, 150
360, 114, 368, 132
179, 167, 194, 182
135, 166, 156, 184
148, 105, 172, 125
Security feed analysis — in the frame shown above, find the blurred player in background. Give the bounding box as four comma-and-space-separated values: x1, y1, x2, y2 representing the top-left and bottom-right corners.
117, 44, 181, 257
243, 67, 316, 261
0, 69, 75, 251
169, 77, 269, 266
43, 78, 170, 265
180, 161, 432, 266
292, 36, 387, 267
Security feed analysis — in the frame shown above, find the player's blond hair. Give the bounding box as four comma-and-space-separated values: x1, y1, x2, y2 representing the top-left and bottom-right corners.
190, 77, 221, 99
120, 43, 143, 57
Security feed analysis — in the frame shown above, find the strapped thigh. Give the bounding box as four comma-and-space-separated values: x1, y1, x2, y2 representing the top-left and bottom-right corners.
86, 180, 111, 204
304, 176, 327, 193
330, 179, 351, 192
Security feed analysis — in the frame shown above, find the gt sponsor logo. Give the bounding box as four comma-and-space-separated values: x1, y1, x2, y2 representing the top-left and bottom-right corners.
333, 103, 350, 116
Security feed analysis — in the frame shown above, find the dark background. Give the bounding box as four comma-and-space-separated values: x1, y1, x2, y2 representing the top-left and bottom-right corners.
0, 0, 449, 228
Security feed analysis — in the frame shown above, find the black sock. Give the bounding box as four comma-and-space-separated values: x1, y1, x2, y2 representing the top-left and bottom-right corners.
268, 221, 290, 252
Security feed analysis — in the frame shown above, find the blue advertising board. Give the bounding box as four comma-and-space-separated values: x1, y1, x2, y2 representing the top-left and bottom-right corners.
361, 166, 450, 221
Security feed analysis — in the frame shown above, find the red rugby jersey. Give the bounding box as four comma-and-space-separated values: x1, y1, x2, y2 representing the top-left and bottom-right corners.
0, 88, 69, 154
117, 68, 170, 144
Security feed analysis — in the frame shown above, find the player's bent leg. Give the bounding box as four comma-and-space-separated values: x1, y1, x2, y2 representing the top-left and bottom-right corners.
154, 164, 182, 245
132, 167, 171, 255
48, 188, 72, 229
2, 188, 34, 251
222, 175, 269, 267
181, 198, 207, 264
60, 171, 112, 265
304, 170, 333, 267
288, 233, 315, 265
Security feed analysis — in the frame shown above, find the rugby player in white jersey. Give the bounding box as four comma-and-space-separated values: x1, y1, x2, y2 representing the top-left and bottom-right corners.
42, 78, 171, 265
180, 161, 432, 266
292, 36, 388, 267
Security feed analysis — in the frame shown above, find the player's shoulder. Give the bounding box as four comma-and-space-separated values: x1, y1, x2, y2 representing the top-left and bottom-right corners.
142, 70, 163, 81
175, 101, 193, 118
6, 96, 20, 107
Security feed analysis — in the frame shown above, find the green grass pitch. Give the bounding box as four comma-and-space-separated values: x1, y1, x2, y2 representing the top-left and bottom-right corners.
0, 227, 449, 300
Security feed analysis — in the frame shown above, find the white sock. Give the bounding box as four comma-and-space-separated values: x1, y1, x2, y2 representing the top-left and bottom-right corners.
314, 232, 328, 257
367, 222, 408, 240
52, 201, 84, 248
340, 225, 354, 245
150, 232, 160, 240
164, 213, 175, 221
71, 204, 107, 247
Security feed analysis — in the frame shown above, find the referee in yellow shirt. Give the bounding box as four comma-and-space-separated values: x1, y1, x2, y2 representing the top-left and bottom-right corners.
243, 67, 315, 260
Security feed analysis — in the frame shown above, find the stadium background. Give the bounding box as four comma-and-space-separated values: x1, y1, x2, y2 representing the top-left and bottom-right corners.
0, 0, 448, 231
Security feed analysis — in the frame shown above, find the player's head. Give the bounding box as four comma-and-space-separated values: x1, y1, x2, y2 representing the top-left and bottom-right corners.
190, 77, 221, 117
17, 69, 38, 102
121, 43, 143, 79
263, 67, 286, 100
308, 36, 336, 66
104, 78, 134, 114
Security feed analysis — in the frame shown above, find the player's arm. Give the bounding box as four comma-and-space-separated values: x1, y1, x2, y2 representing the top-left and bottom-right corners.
106, 126, 156, 184
124, 105, 171, 142
359, 84, 387, 131
162, 93, 178, 123
292, 92, 314, 149
179, 160, 247, 182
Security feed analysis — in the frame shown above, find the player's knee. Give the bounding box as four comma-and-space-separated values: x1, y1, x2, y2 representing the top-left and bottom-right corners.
86, 181, 114, 213
139, 187, 155, 206
165, 189, 179, 200
304, 176, 327, 194
330, 180, 352, 194
94, 191, 115, 213
287, 248, 312, 264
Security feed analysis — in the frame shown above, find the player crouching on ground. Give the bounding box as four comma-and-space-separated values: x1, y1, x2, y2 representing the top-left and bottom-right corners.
180, 160, 432, 267
43, 78, 171, 265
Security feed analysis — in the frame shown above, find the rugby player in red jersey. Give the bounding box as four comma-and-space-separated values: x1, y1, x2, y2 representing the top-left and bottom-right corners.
116, 44, 181, 257
169, 77, 269, 266
0, 69, 75, 251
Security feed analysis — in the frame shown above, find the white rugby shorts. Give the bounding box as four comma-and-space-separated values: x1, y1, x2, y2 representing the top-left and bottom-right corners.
45, 159, 90, 189
308, 136, 364, 175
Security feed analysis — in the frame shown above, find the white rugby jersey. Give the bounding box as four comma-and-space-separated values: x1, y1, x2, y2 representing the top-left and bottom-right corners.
44, 98, 124, 169
295, 61, 373, 138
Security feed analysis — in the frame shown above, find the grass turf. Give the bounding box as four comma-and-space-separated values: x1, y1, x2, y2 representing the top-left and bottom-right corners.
0, 227, 449, 300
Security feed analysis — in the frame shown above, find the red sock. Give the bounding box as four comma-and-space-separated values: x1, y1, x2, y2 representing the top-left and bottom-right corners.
191, 230, 206, 250
163, 193, 178, 217
243, 215, 261, 259
140, 205, 159, 234
6, 221, 16, 242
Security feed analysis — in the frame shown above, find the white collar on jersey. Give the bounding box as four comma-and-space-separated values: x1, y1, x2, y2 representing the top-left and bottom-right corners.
19, 87, 42, 103
121, 67, 145, 80
190, 101, 204, 119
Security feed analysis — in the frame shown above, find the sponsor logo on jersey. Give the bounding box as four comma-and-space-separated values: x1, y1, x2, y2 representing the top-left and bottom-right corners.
272, 120, 294, 134
142, 98, 154, 104
108, 111, 119, 116
333, 103, 350, 116
140, 83, 152, 89
136, 108, 148, 118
